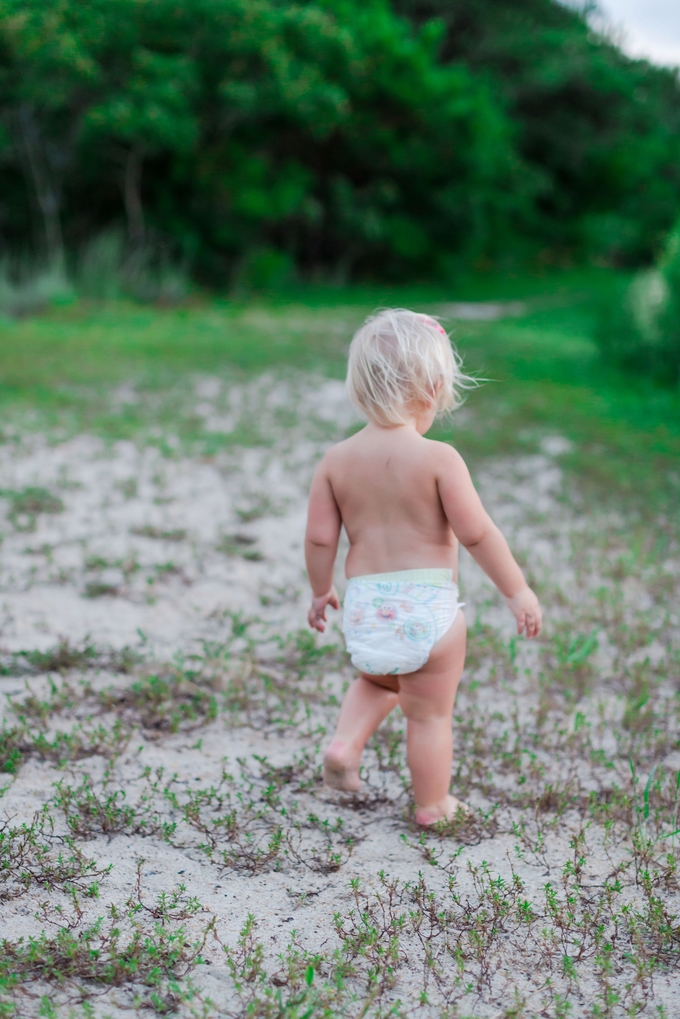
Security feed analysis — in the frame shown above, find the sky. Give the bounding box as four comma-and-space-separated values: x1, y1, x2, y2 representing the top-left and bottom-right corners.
591, 0, 680, 67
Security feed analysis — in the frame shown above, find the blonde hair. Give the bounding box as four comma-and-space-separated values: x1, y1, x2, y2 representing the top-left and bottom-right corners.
346, 308, 470, 426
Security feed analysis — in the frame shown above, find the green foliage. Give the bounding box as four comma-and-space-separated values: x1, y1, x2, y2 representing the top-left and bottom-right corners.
0, 0, 678, 284
395, 0, 680, 264
597, 221, 680, 383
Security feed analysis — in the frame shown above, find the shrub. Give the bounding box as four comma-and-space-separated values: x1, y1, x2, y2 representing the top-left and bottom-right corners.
76, 230, 190, 305
597, 222, 680, 384
0, 260, 73, 318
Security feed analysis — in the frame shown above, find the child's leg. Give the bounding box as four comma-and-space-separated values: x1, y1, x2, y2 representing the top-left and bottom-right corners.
398, 611, 467, 824
324, 675, 398, 791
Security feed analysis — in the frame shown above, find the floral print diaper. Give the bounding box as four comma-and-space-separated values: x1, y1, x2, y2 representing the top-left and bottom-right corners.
343, 568, 462, 676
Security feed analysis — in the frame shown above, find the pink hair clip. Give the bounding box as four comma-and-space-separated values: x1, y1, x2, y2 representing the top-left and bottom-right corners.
420, 314, 448, 337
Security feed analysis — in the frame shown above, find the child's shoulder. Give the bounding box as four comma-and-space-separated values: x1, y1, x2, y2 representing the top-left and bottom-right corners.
421, 436, 469, 474
325, 425, 373, 453
313, 434, 356, 473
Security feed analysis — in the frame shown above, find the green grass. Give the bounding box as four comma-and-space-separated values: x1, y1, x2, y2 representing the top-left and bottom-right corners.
0, 266, 678, 509
0, 266, 613, 387
436, 304, 680, 511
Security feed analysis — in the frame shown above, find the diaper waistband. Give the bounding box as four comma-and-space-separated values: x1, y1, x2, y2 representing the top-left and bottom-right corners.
347, 568, 454, 588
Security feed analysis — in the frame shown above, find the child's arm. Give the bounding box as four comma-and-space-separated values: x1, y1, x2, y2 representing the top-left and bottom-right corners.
305, 458, 342, 633
436, 446, 542, 638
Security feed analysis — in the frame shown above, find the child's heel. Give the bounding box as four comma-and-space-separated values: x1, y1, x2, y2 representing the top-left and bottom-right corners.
323, 743, 361, 791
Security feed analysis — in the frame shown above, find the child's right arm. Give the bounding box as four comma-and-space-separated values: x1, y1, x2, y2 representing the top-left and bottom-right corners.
436, 446, 542, 638
305, 457, 342, 633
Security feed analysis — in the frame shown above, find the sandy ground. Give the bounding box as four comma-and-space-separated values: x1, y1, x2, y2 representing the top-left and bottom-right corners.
0, 373, 678, 1017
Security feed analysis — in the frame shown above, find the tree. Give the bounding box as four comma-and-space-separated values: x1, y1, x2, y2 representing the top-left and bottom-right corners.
0, 0, 678, 280
81, 5, 199, 248
0, 0, 99, 262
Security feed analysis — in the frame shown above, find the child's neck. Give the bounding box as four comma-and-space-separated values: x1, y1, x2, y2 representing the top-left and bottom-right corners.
365, 411, 433, 436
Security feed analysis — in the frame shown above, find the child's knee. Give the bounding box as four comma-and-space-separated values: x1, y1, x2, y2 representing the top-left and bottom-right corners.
399, 679, 456, 720
400, 698, 452, 724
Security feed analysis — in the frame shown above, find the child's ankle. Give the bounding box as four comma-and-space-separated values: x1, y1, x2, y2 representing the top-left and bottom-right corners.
414, 799, 447, 825
415, 794, 469, 826
325, 739, 354, 761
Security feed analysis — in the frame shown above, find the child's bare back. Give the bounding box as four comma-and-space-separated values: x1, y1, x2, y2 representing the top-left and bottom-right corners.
312, 421, 459, 579
305, 309, 542, 825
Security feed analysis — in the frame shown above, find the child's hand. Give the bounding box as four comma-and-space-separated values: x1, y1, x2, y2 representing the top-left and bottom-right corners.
308, 587, 340, 633
505, 586, 542, 638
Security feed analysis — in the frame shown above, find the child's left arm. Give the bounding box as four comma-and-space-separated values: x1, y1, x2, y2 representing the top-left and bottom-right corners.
305, 458, 342, 632
436, 445, 543, 638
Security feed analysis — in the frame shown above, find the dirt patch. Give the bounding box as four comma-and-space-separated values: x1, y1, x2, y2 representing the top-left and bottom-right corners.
0, 374, 678, 1017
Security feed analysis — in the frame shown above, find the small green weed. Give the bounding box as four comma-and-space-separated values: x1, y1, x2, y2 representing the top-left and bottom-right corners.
0, 807, 110, 900
130, 525, 187, 542
0, 874, 213, 1016
0, 487, 63, 531
84, 581, 120, 598
217, 533, 264, 561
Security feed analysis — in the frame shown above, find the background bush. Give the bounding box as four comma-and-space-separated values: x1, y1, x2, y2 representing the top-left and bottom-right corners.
0, 0, 679, 286
597, 222, 680, 385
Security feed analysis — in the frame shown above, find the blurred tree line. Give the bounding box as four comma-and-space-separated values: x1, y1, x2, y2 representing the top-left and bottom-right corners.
0, 0, 679, 286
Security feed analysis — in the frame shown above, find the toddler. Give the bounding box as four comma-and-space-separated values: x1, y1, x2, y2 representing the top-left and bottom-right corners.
305, 309, 542, 824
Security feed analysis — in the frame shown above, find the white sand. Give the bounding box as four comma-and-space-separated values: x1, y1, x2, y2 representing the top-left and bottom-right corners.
0, 374, 677, 1017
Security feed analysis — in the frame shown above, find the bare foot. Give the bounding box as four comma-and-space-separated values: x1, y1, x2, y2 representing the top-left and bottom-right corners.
415, 794, 471, 826
323, 740, 361, 791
